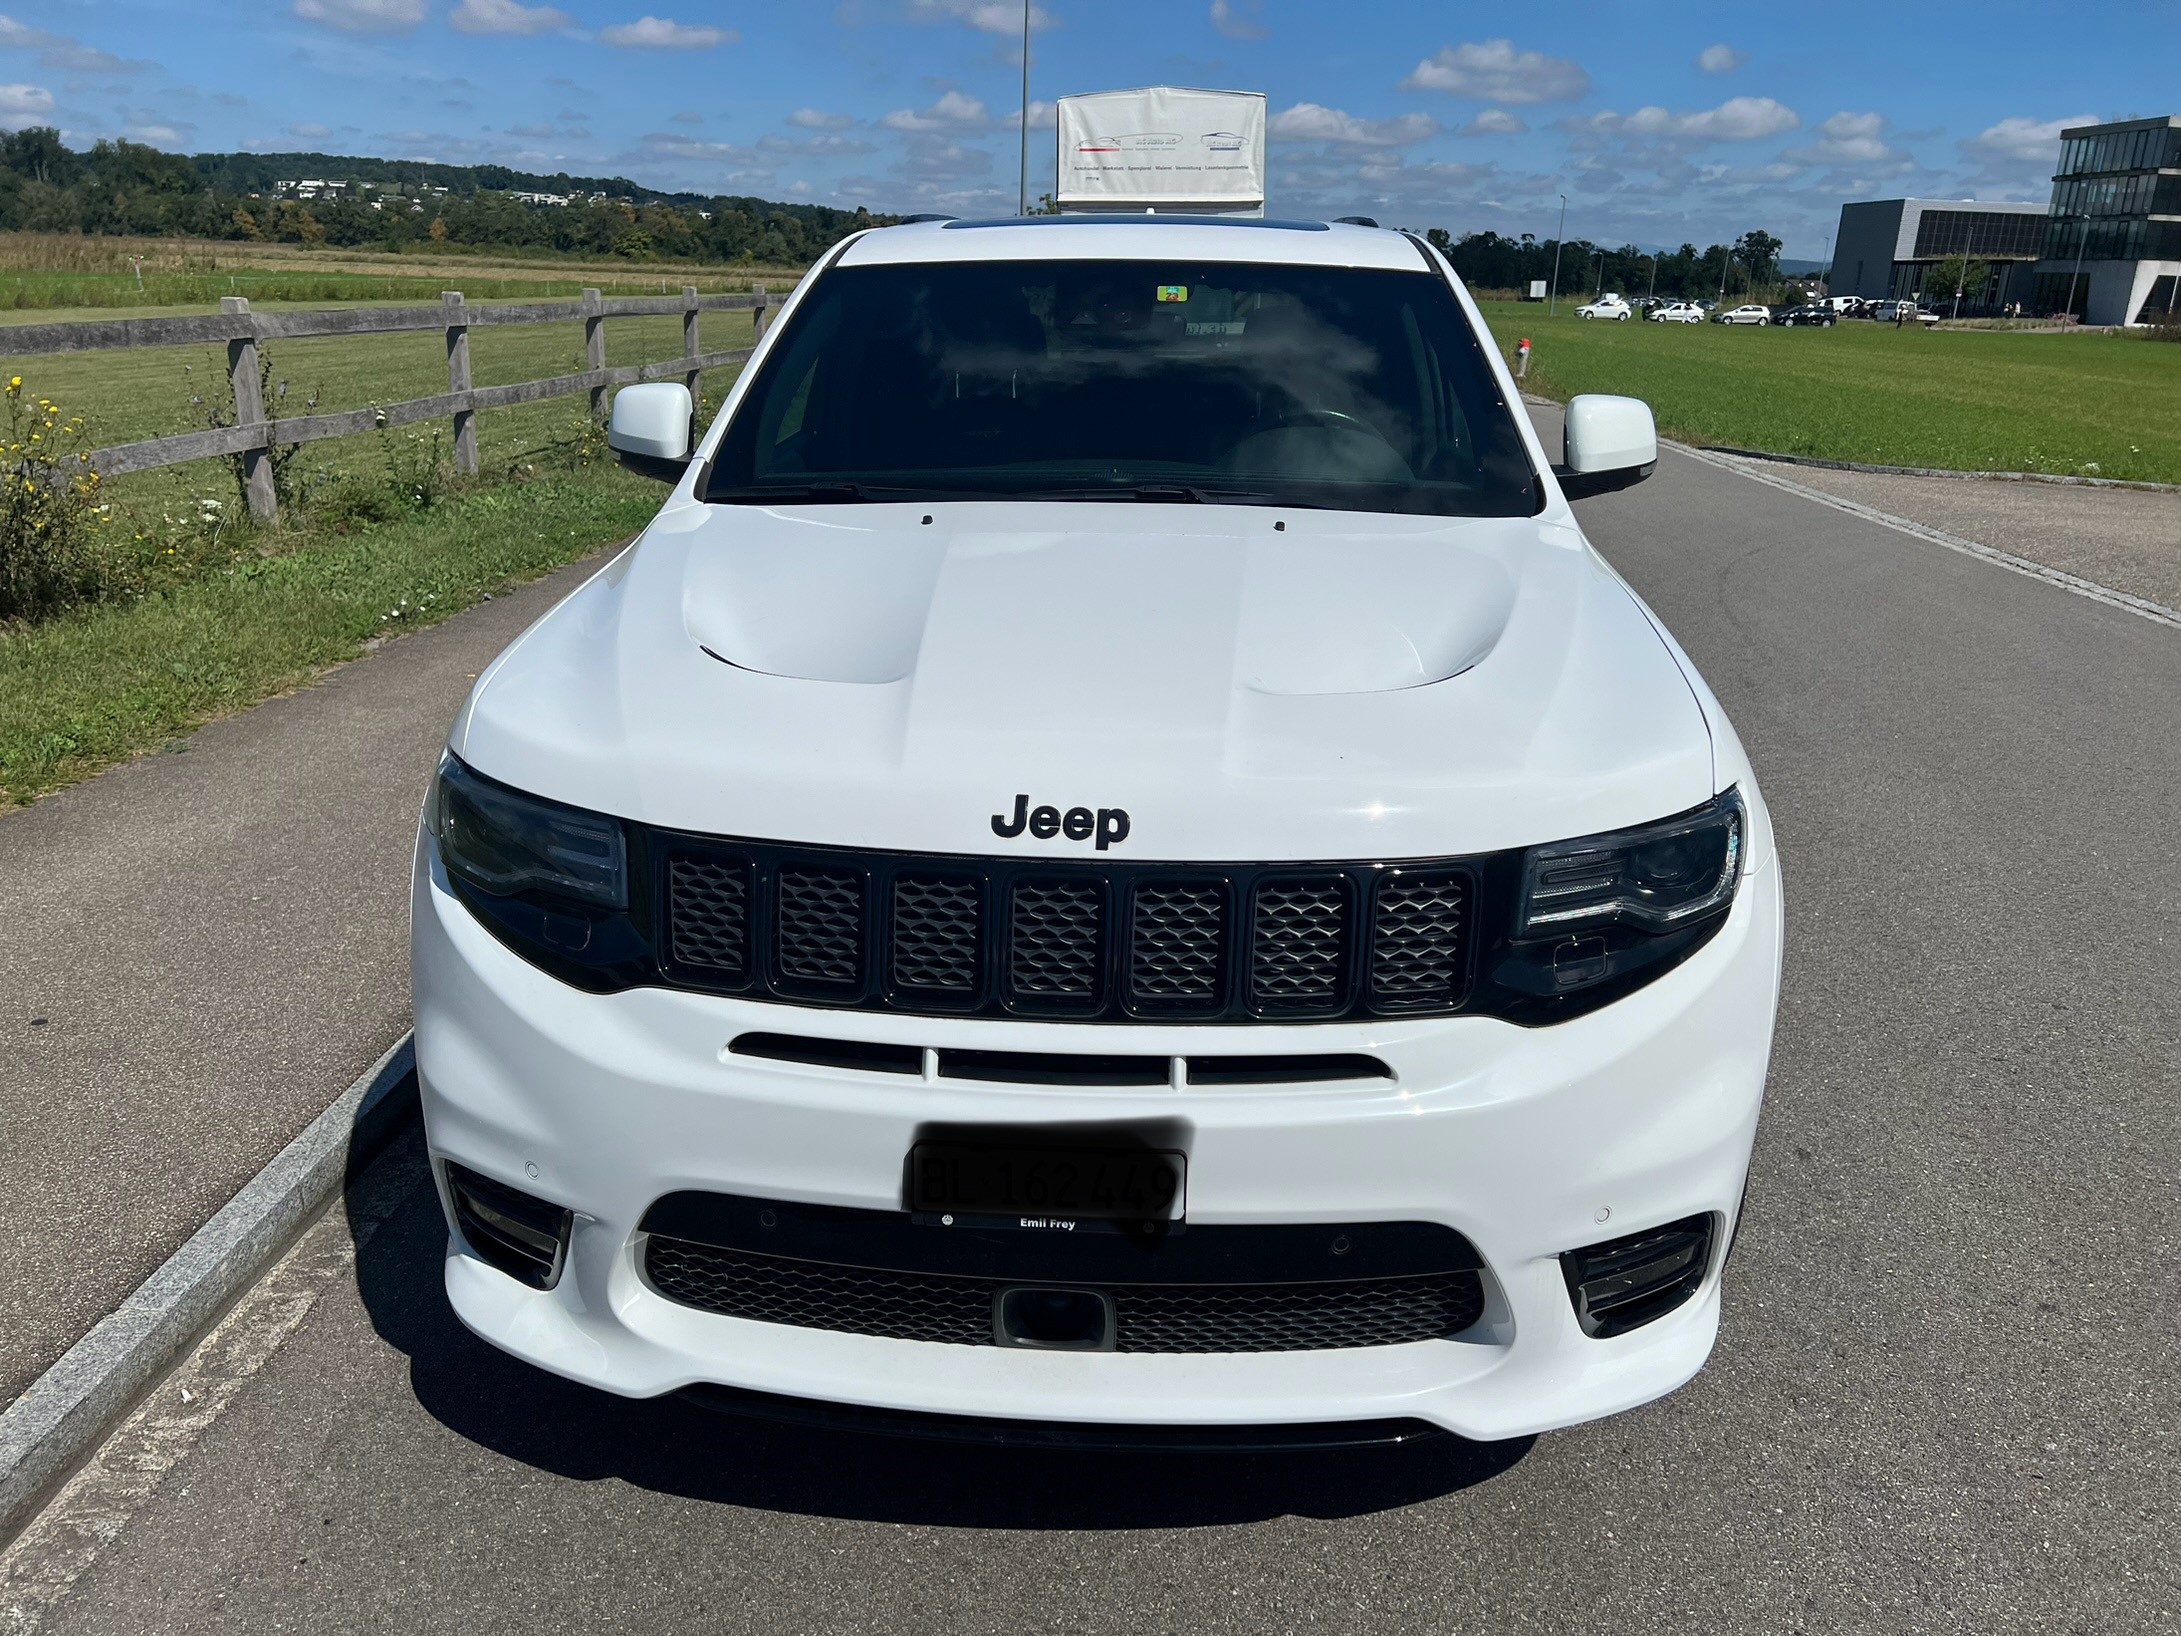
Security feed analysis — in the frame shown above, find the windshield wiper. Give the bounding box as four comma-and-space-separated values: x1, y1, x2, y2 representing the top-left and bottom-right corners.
706, 481, 876, 504
1019, 483, 1278, 505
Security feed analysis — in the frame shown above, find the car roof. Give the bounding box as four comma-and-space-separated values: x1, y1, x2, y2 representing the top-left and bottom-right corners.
839, 214, 1431, 272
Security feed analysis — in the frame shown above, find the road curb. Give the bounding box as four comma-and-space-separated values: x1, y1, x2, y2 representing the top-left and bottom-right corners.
1694, 446, 2181, 495
0, 1035, 418, 1542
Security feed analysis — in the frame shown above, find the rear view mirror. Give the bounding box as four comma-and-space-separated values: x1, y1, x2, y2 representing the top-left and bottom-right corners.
608, 383, 695, 483
1557, 393, 1657, 501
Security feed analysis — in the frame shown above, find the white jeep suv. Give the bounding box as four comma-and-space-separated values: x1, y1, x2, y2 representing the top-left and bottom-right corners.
413, 215, 1783, 1450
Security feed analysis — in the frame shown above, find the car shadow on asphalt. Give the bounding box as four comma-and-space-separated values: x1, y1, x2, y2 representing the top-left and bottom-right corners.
349, 1144, 1535, 1530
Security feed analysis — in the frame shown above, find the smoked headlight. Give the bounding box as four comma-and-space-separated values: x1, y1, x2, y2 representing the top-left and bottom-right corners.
1516, 790, 1742, 937
1481, 790, 1746, 1016
429, 753, 648, 989
432, 752, 626, 909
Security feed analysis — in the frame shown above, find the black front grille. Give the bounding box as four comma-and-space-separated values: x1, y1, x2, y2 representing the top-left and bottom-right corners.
651, 835, 1478, 1025
644, 1237, 1484, 1353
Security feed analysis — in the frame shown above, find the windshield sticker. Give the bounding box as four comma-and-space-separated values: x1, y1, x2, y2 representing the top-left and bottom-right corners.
1186, 320, 1245, 336
1155, 285, 1189, 303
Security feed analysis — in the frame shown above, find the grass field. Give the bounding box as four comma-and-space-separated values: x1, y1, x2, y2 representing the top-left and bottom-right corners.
1478, 302, 2181, 485
0, 473, 657, 807
0, 255, 781, 808
0, 233, 810, 311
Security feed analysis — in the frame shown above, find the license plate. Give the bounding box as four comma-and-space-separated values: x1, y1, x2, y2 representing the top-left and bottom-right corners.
909, 1142, 1187, 1223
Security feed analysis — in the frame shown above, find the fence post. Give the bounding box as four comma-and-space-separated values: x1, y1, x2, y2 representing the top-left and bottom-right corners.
583, 288, 606, 422
752, 283, 770, 346
443, 291, 478, 476
221, 295, 277, 524
682, 285, 701, 402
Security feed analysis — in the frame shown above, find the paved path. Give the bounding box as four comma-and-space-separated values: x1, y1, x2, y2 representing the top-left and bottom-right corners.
1723, 458, 2181, 611
8, 433, 2180, 1633
0, 556, 611, 1409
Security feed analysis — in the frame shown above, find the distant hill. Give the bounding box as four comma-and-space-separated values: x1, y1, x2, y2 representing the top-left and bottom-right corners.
0, 129, 890, 265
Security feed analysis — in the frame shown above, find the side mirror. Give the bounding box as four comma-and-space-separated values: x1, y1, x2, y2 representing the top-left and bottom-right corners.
607, 382, 694, 483
1556, 393, 1657, 501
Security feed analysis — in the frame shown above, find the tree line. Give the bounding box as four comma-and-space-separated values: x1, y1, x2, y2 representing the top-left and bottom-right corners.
1424, 227, 1799, 300
0, 130, 890, 264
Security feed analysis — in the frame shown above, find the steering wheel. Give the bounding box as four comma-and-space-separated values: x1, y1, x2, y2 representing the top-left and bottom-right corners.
1260, 405, 1376, 436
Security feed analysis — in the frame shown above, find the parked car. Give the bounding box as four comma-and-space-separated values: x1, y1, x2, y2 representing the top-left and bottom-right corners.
1869, 300, 1941, 326
1822, 295, 1862, 314
1649, 301, 1707, 323
1576, 293, 1631, 320
1630, 295, 1671, 316
1776, 305, 1838, 328
1717, 304, 1772, 326
414, 213, 1783, 1447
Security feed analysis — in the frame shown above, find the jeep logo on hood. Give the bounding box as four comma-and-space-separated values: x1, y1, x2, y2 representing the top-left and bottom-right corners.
991, 794, 1130, 851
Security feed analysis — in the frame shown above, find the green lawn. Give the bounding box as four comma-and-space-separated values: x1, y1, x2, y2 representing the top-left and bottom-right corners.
1478, 302, 2181, 484
0, 471, 658, 808
0, 289, 770, 808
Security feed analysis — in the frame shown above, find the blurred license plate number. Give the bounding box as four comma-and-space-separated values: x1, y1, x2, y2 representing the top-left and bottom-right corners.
911, 1144, 1186, 1222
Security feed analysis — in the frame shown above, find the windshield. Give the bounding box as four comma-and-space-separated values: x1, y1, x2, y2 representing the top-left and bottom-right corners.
704, 257, 1540, 517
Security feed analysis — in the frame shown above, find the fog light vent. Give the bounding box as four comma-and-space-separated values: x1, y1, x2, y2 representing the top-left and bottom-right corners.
1560, 1213, 1714, 1338
447, 1162, 572, 1291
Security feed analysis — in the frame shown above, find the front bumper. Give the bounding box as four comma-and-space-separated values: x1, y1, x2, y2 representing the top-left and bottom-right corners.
410, 798, 1783, 1442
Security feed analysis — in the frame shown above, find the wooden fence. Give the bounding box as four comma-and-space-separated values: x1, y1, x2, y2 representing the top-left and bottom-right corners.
0, 285, 775, 522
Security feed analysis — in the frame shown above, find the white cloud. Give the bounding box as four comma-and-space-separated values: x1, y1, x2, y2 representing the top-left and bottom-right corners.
789, 108, 855, 130
1968, 113, 2095, 165
287, 121, 333, 139
0, 81, 52, 113
1208, 0, 1265, 40
881, 89, 987, 132
1567, 96, 1800, 146
1461, 108, 1526, 137
599, 16, 734, 47
124, 122, 181, 144
1400, 39, 1589, 105
669, 110, 703, 125
1793, 110, 1897, 166
291, 0, 424, 34
1269, 102, 1440, 148
1697, 43, 1746, 74
449, 0, 572, 34
507, 120, 555, 137
1006, 99, 1056, 132
907, 0, 1053, 35
0, 16, 144, 73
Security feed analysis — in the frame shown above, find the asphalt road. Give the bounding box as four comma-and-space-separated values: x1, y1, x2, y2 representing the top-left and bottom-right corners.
8, 427, 2178, 1634
0, 556, 611, 1408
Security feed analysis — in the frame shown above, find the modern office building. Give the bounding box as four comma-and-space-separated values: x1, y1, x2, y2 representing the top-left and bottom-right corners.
2031, 116, 2181, 325
1831, 198, 2047, 312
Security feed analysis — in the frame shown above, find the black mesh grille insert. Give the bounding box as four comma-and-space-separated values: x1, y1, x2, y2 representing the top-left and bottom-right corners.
644, 1237, 1484, 1353
667, 856, 750, 976
1128, 882, 1225, 1007
1009, 880, 1102, 1003
892, 875, 980, 993
1371, 870, 1471, 1007
1250, 876, 1347, 1011
776, 868, 864, 985
652, 838, 1482, 1023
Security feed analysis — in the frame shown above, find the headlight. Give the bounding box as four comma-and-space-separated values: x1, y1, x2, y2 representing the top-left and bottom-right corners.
428, 754, 649, 990
1516, 790, 1742, 937
432, 753, 626, 910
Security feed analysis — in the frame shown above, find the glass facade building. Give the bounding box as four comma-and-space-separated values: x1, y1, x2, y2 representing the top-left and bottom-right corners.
2034, 117, 2181, 323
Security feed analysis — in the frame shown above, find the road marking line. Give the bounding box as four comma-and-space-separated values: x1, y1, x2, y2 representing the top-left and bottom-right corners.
0, 1134, 426, 1636
1674, 444, 2181, 633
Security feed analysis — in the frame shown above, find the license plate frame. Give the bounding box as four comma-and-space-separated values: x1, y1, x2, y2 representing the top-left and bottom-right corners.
908, 1141, 1188, 1226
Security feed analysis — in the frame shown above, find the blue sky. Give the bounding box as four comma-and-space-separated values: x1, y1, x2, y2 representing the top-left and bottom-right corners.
6, 0, 2175, 257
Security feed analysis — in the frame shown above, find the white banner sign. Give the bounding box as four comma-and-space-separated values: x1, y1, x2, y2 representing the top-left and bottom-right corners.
1055, 88, 1267, 211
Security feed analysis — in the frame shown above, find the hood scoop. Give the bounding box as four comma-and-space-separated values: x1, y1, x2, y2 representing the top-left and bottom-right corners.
684, 521, 949, 684
1235, 535, 1520, 695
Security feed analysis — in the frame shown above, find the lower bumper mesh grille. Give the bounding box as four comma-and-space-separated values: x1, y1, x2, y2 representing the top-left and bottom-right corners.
643, 1236, 1484, 1353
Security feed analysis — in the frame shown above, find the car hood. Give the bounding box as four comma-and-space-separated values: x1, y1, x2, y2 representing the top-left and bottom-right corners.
453, 498, 1715, 860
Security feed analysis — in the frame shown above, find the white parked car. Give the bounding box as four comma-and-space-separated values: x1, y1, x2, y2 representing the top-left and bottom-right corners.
1575, 293, 1630, 320
1718, 304, 1773, 326
1650, 301, 1707, 324
414, 215, 1783, 1449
